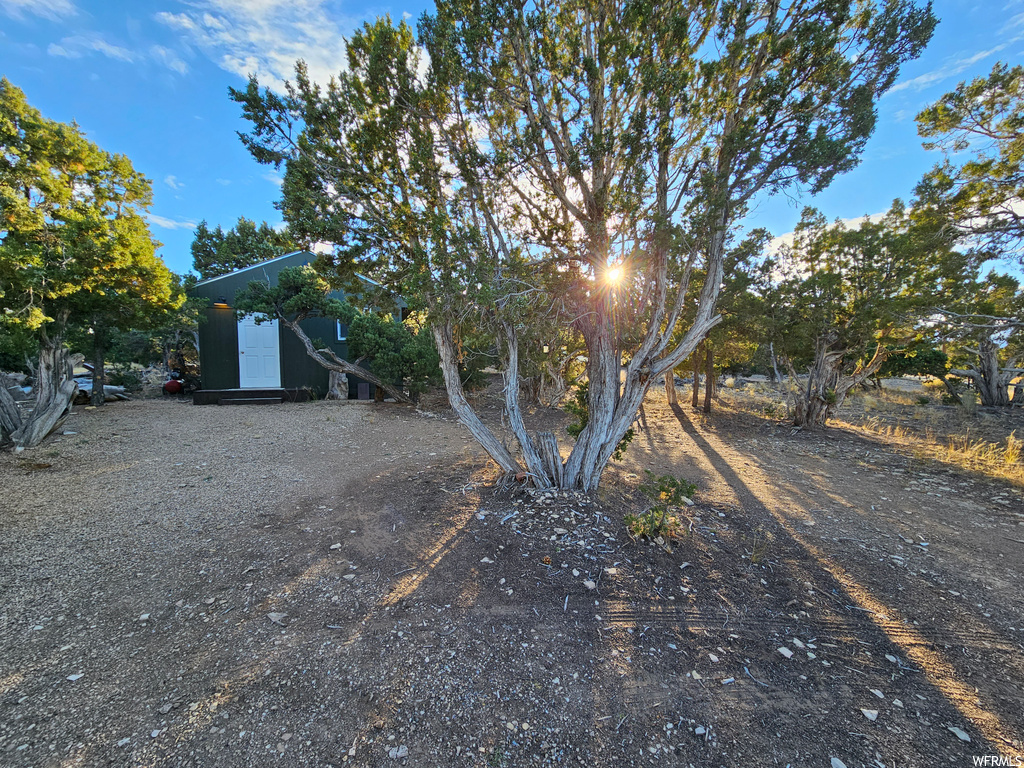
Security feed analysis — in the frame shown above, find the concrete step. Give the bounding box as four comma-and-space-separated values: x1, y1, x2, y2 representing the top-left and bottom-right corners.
193, 388, 313, 405
217, 397, 284, 405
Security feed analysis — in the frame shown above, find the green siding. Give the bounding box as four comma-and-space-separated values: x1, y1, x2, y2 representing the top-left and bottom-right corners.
281, 315, 348, 395
188, 251, 396, 396
197, 305, 240, 390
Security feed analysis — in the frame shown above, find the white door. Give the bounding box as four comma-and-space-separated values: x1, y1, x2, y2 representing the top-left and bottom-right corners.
237, 315, 281, 388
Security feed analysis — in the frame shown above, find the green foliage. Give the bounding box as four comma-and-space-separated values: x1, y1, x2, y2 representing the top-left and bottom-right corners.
764, 202, 977, 374
624, 509, 683, 541
0, 78, 180, 349
230, 0, 937, 487
932, 271, 1024, 376
191, 217, 298, 280
879, 345, 949, 379
564, 381, 634, 461
106, 366, 143, 392
0, 323, 35, 372
625, 472, 697, 541
639, 471, 697, 508
348, 311, 441, 398
916, 63, 1024, 261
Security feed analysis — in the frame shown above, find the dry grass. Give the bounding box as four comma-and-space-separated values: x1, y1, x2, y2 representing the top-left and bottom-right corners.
842, 409, 1024, 486
717, 378, 1024, 488
940, 430, 1023, 480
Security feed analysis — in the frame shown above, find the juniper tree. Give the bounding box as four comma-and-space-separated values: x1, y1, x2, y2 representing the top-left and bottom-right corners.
766, 202, 974, 428
233, 0, 935, 489
0, 79, 178, 445
916, 63, 1024, 262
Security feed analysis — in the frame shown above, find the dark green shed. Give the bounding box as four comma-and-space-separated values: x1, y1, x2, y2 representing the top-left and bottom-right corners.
189, 251, 374, 399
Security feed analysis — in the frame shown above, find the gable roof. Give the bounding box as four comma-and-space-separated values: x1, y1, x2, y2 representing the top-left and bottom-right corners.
188, 251, 406, 309
192, 250, 315, 288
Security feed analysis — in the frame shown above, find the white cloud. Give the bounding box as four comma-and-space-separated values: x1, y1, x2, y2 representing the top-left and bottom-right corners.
164, 175, 184, 190
216, 178, 232, 186
889, 46, 1006, 94
149, 214, 197, 231
1, 0, 76, 21
150, 44, 189, 75
1001, 12, 1024, 32
47, 34, 135, 62
46, 33, 192, 77
155, 0, 360, 90
263, 170, 284, 187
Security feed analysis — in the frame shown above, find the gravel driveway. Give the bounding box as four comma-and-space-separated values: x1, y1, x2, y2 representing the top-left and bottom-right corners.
1, 395, 1021, 767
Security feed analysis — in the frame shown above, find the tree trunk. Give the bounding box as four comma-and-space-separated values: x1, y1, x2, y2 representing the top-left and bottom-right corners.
432, 322, 521, 476
90, 331, 107, 407
11, 341, 81, 449
703, 345, 714, 414
0, 374, 23, 444
938, 375, 962, 405
326, 371, 348, 400
281, 316, 412, 404
951, 336, 1013, 407
499, 320, 555, 487
538, 361, 568, 407
792, 335, 889, 429
692, 343, 701, 408
769, 341, 782, 385
665, 369, 677, 406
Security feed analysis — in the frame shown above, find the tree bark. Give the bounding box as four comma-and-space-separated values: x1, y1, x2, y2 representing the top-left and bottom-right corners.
792, 335, 889, 429
692, 343, 701, 408
432, 322, 521, 476
665, 369, 677, 406
0, 375, 23, 444
769, 341, 782, 385
499, 320, 554, 487
326, 371, 348, 400
938, 375, 962, 405
951, 336, 1014, 407
11, 341, 81, 449
538, 361, 568, 407
703, 344, 714, 414
280, 317, 412, 404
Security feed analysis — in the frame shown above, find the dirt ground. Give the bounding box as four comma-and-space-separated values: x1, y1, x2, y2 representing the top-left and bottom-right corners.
1, 381, 1022, 768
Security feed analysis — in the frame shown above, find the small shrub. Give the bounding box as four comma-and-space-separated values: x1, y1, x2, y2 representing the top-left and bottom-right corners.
626, 471, 696, 541
625, 509, 682, 539
639, 470, 696, 506
749, 528, 775, 564
916, 395, 930, 406
107, 366, 142, 392
1003, 431, 1022, 466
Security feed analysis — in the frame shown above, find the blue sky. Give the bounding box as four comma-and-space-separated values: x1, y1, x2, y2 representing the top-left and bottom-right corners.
0, 0, 1019, 276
